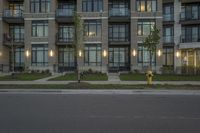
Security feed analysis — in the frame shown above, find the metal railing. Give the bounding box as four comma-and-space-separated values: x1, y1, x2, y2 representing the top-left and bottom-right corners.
56, 33, 73, 43
163, 36, 174, 44
163, 14, 174, 21
56, 9, 74, 17
109, 8, 130, 17
3, 33, 24, 43
109, 37, 129, 42
180, 35, 200, 43
3, 9, 23, 18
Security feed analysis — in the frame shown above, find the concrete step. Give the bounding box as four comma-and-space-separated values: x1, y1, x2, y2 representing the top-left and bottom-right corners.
108, 73, 120, 81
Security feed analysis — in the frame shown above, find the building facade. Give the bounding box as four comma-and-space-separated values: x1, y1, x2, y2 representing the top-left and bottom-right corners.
0, 0, 199, 74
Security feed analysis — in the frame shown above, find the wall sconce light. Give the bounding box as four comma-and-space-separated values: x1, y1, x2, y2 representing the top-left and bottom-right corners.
78, 50, 82, 57
49, 49, 54, 57
157, 49, 162, 57
103, 50, 107, 57
132, 49, 137, 57
26, 50, 30, 57
176, 51, 180, 58
0, 51, 2, 56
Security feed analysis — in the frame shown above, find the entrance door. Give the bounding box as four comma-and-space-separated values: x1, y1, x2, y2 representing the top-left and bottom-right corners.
108, 46, 130, 72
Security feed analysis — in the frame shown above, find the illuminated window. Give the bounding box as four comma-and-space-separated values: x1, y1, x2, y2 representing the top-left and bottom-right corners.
136, 0, 156, 12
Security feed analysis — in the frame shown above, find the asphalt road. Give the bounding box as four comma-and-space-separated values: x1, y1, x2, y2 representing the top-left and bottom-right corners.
0, 92, 200, 133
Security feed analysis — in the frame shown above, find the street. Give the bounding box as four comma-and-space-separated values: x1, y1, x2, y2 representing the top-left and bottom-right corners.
0, 91, 200, 133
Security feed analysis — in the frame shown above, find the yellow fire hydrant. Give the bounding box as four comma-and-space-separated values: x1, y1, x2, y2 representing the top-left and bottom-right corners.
146, 71, 153, 85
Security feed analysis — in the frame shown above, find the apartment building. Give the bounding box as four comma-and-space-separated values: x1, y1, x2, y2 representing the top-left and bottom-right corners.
0, 0, 199, 74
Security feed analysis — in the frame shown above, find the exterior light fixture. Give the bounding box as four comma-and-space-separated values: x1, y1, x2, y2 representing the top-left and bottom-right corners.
26, 50, 30, 57
103, 50, 107, 57
78, 50, 82, 57
157, 49, 162, 57
132, 49, 137, 57
50, 49, 54, 57
0, 51, 2, 56
176, 51, 180, 58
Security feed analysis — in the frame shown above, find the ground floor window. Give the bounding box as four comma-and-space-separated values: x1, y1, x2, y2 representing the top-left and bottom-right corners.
58, 46, 75, 67
163, 47, 174, 67
31, 44, 48, 66
181, 49, 200, 66
138, 44, 156, 67
108, 46, 129, 68
84, 44, 102, 66
15, 47, 24, 67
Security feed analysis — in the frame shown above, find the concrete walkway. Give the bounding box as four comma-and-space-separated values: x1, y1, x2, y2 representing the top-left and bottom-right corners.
34, 73, 62, 82
108, 73, 120, 81
0, 80, 200, 85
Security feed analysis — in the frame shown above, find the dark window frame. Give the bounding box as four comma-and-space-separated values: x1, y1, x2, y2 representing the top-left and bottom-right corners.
30, 0, 50, 13
84, 20, 102, 37
136, 0, 157, 12
32, 20, 48, 37
163, 47, 174, 67
82, 0, 103, 12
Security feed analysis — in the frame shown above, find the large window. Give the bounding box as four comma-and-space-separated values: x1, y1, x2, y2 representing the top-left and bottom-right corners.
57, 2, 75, 16
58, 47, 75, 67
14, 47, 24, 67
163, 47, 174, 66
9, 25, 24, 42
163, 3, 174, 21
137, 20, 155, 36
109, 0, 129, 16
138, 44, 156, 67
84, 20, 101, 37
32, 44, 48, 66
58, 25, 74, 42
136, 0, 156, 12
30, 0, 50, 13
82, 0, 103, 12
109, 24, 129, 41
32, 21, 48, 37
181, 25, 200, 43
109, 47, 129, 68
181, 4, 200, 21
84, 44, 102, 66
163, 26, 174, 44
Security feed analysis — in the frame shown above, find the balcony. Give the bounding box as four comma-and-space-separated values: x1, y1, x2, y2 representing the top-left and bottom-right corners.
3, 33, 24, 46
109, 8, 130, 22
163, 14, 174, 25
56, 33, 73, 45
55, 9, 74, 23
109, 37, 130, 45
180, 35, 200, 43
3, 9, 24, 23
163, 36, 174, 45
180, 12, 200, 24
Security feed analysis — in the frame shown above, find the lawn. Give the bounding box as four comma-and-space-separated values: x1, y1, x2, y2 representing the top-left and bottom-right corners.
49, 73, 108, 81
0, 73, 51, 81
120, 73, 200, 81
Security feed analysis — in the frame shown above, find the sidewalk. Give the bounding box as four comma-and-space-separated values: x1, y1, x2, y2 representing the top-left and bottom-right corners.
0, 80, 200, 85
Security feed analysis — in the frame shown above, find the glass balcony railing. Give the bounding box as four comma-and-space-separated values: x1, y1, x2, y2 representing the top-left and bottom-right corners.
180, 12, 200, 21
3, 9, 23, 18
163, 14, 174, 21
180, 35, 200, 43
56, 33, 73, 43
56, 9, 74, 17
109, 8, 130, 17
163, 36, 174, 44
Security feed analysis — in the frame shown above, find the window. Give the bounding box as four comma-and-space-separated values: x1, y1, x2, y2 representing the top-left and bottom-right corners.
163, 3, 174, 21
108, 47, 129, 68
138, 44, 156, 67
181, 4, 200, 20
58, 47, 75, 67
109, 24, 129, 41
82, 0, 103, 12
58, 25, 74, 42
109, 0, 129, 16
181, 25, 200, 43
32, 44, 48, 66
30, 0, 50, 13
9, 25, 24, 42
14, 47, 24, 67
163, 47, 174, 66
137, 20, 155, 36
84, 44, 102, 66
57, 2, 75, 16
136, 0, 156, 12
32, 21, 48, 37
84, 20, 101, 37
163, 26, 174, 44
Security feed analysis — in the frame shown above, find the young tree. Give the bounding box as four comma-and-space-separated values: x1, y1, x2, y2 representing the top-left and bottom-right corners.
143, 25, 160, 70
73, 12, 84, 82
